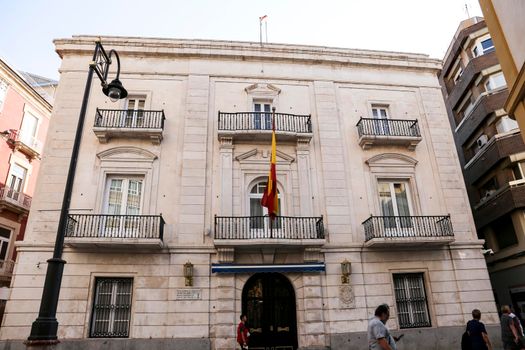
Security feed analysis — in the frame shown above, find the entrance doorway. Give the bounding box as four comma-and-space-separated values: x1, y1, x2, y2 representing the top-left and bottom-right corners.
242, 273, 298, 350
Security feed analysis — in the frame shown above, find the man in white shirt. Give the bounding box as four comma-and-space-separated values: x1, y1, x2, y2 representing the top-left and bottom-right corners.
368, 304, 399, 350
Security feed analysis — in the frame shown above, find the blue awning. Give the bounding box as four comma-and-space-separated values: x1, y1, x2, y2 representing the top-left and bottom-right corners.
211, 262, 325, 274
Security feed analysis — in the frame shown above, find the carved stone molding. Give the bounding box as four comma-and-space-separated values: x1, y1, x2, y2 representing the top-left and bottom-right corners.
219, 136, 234, 149
217, 248, 235, 263
304, 248, 321, 262
339, 285, 356, 309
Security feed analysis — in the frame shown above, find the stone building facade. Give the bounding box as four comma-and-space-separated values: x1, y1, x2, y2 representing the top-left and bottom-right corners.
0, 36, 500, 350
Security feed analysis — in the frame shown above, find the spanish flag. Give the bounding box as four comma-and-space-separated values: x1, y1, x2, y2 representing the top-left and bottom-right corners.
261, 111, 278, 218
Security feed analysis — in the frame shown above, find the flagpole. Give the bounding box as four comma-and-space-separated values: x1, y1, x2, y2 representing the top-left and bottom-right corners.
270, 107, 275, 238
259, 18, 263, 46
265, 21, 268, 43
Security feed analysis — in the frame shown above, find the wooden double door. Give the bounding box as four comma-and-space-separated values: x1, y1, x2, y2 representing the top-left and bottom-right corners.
242, 273, 298, 350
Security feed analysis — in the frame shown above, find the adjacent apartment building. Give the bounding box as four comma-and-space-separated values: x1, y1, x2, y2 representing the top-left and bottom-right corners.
0, 36, 499, 350
0, 59, 52, 323
479, 0, 525, 141
439, 17, 525, 320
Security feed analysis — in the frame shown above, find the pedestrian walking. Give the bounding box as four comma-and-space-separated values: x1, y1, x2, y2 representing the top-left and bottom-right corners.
464, 309, 493, 350
237, 313, 250, 350
367, 304, 402, 350
501, 305, 523, 350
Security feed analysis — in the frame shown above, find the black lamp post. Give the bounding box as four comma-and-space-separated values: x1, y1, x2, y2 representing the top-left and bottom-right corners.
27, 41, 127, 343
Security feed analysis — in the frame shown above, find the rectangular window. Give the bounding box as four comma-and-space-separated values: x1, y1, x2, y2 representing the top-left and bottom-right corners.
253, 101, 272, 130
492, 216, 518, 250
371, 105, 390, 135
393, 273, 431, 328
19, 111, 39, 146
453, 67, 463, 83
6, 163, 28, 202
102, 176, 144, 237
90, 278, 133, 338
104, 176, 143, 215
371, 105, 389, 119
472, 36, 495, 58
496, 116, 518, 133
0, 227, 11, 261
0, 79, 7, 111
124, 96, 146, 127
472, 46, 479, 58
511, 162, 525, 181
478, 177, 498, 199
378, 181, 412, 217
481, 38, 495, 54
485, 72, 506, 91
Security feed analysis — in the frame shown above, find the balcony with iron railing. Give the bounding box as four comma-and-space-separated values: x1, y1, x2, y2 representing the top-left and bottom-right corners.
6, 129, 43, 159
356, 118, 422, 150
93, 109, 165, 144
217, 111, 313, 142
362, 215, 454, 247
65, 214, 165, 249
0, 185, 32, 215
214, 215, 325, 247
473, 180, 525, 229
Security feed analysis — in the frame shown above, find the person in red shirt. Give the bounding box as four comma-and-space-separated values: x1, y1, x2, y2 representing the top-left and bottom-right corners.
237, 314, 249, 349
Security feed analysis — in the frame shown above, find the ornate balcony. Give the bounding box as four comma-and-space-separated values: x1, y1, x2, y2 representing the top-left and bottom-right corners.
65, 214, 165, 249
214, 215, 325, 247
356, 118, 422, 150
6, 129, 43, 159
363, 215, 454, 247
0, 185, 31, 215
93, 109, 165, 144
217, 111, 312, 142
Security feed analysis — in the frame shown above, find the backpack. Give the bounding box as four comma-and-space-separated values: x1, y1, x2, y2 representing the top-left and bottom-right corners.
461, 324, 472, 350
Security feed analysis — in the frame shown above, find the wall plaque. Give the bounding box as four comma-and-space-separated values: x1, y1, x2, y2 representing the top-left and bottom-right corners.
176, 288, 202, 300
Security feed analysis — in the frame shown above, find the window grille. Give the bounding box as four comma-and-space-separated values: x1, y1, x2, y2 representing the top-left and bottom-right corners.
90, 278, 133, 338
393, 273, 431, 328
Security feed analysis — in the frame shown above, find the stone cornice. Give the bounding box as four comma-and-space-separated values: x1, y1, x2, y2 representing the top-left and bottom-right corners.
54, 35, 442, 72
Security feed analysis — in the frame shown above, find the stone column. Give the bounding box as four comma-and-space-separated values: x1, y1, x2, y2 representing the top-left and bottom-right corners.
219, 137, 234, 216
300, 274, 326, 348
211, 274, 236, 350
178, 74, 210, 245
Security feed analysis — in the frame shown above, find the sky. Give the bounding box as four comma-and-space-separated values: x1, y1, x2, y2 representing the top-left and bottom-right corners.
0, 0, 483, 80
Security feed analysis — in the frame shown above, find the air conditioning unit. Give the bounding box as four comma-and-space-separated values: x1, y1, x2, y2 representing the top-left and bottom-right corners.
477, 134, 489, 148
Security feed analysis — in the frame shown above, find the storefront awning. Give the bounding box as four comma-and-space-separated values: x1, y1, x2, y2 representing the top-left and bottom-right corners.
211, 262, 325, 274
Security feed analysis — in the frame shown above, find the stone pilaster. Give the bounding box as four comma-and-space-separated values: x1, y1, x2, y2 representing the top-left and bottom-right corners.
297, 137, 313, 216
219, 137, 234, 216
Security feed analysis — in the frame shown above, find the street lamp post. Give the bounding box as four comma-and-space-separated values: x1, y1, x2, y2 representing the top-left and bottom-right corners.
27, 41, 127, 343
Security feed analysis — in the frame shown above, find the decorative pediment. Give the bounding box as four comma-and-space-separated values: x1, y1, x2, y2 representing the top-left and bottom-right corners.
97, 146, 158, 163
366, 153, 418, 170
235, 148, 295, 164
244, 83, 281, 98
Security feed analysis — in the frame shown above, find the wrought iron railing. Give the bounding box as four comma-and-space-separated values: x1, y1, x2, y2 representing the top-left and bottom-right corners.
0, 185, 32, 210
215, 215, 324, 239
356, 118, 421, 138
66, 214, 164, 240
7, 129, 43, 154
218, 112, 312, 133
94, 109, 165, 129
362, 215, 453, 241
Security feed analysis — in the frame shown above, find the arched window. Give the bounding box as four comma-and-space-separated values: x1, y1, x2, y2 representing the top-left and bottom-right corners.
249, 182, 281, 217
248, 181, 282, 231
